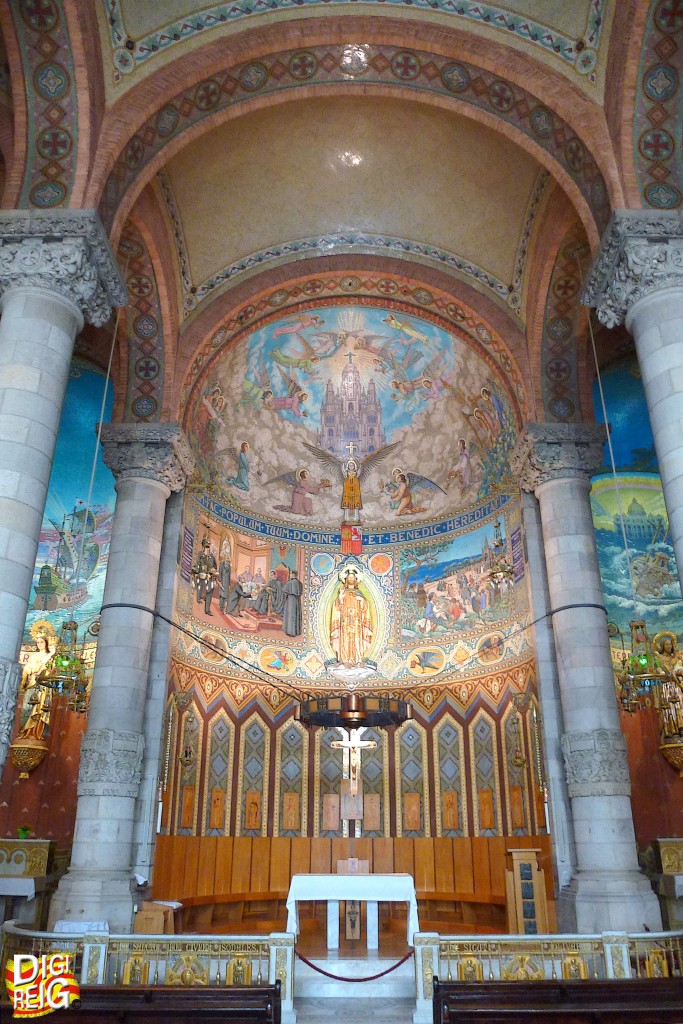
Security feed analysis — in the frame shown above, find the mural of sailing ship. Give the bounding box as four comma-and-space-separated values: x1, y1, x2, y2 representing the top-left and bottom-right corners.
631, 520, 676, 599
33, 504, 104, 611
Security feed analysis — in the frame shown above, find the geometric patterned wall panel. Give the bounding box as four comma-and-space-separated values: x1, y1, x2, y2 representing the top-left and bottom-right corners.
314, 728, 344, 838
236, 712, 270, 837
359, 726, 389, 838
434, 714, 467, 838
274, 718, 308, 837
469, 710, 501, 837
503, 705, 529, 836
202, 710, 234, 836
394, 720, 430, 838
174, 705, 202, 835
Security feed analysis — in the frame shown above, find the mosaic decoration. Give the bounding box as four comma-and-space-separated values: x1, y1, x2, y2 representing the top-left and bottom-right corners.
635, 0, 683, 209
274, 719, 308, 837
23, 363, 115, 648
103, 0, 607, 82
503, 705, 528, 835
175, 706, 201, 835
315, 728, 344, 837
591, 355, 683, 640
541, 224, 591, 423
434, 714, 466, 838
118, 228, 165, 421
359, 727, 388, 838
160, 171, 547, 321
470, 711, 501, 837
202, 711, 233, 836
98, 44, 610, 234
395, 720, 429, 837
236, 713, 269, 836
179, 273, 528, 420
13, 0, 78, 207
186, 303, 518, 531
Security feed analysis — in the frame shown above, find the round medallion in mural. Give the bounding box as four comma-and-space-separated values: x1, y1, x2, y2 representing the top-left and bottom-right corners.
407, 647, 445, 676
311, 552, 336, 576
186, 304, 517, 530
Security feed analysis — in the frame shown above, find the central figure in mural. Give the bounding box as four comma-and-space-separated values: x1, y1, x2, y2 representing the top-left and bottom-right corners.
330, 567, 374, 665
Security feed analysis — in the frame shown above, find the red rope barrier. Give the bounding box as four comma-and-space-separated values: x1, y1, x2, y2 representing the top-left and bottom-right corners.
295, 948, 414, 982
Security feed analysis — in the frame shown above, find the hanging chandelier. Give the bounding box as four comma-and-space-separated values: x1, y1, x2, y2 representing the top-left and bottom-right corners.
36, 619, 90, 713
294, 693, 411, 730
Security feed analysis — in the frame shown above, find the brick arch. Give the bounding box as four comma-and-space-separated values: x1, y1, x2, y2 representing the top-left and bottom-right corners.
171, 259, 530, 430
83, 26, 615, 248
632, 0, 683, 210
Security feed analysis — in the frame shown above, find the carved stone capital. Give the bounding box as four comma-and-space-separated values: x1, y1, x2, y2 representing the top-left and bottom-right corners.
100, 423, 195, 492
0, 657, 22, 772
78, 728, 144, 799
0, 210, 126, 327
509, 422, 607, 492
561, 728, 631, 798
582, 210, 683, 328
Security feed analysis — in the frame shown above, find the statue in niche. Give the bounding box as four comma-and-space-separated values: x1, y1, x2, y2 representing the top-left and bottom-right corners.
330, 567, 373, 665
653, 631, 683, 738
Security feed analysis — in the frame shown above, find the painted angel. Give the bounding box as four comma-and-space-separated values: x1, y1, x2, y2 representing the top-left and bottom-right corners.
241, 353, 272, 408
301, 440, 401, 521
272, 336, 321, 377
381, 466, 445, 516
268, 468, 332, 516
263, 367, 309, 418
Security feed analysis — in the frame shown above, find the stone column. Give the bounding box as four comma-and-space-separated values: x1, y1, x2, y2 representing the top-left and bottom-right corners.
0, 211, 125, 770
131, 489, 183, 882
521, 490, 577, 920
49, 425, 194, 932
583, 210, 683, 585
511, 424, 662, 933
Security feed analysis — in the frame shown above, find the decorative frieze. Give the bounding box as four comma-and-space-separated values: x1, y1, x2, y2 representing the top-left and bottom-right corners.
510, 423, 606, 491
0, 210, 126, 326
100, 423, 195, 492
78, 728, 145, 799
561, 729, 631, 798
582, 210, 683, 328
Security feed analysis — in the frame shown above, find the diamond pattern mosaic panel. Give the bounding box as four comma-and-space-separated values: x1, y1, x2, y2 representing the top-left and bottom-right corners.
176, 711, 200, 835
241, 717, 267, 836
437, 718, 464, 838
360, 727, 385, 838
473, 714, 499, 837
319, 728, 343, 838
279, 722, 304, 837
399, 724, 425, 837
505, 712, 527, 836
204, 714, 231, 835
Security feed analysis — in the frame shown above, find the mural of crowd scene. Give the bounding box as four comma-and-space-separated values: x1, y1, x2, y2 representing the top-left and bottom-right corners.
591, 355, 683, 642
22, 362, 115, 651
591, 475, 683, 640
399, 515, 525, 643
188, 520, 305, 641
185, 305, 518, 530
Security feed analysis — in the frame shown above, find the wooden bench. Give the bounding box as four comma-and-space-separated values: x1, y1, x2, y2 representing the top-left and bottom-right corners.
179, 891, 288, 933
432, 977, 683, 1022
42, 982, 281, 1023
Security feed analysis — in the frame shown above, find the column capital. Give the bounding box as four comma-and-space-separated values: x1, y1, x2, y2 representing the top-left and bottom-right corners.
100, 422, 195, 492
0, 210, 126, 327
509, 422, 606, 491
561, 728, 631, 798
582, 210, 683, 328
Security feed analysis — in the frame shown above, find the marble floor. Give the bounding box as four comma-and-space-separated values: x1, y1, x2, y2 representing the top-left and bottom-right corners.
295, 997, 415, 1022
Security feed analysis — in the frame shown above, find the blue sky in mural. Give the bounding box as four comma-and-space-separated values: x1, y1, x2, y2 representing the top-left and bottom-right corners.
23, 362, 115, 645
592, 355, 656, 471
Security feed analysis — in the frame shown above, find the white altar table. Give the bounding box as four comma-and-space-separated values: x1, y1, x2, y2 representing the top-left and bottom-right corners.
285, 872, 419, 949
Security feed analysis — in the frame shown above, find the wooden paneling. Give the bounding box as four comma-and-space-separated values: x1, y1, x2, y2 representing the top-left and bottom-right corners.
331, 837, 351, 869
168, 836, 188, 899
209, 788, 225, 831
478, 789, 495, 830
196, 836, 218, 897
393, 837, 414, 876
152, 836, 173, 899
471, 837, 492, 896
180, 786, 195, 830
231, 837, 252, 892
453, 837, 475, 894
214, 837, 233, 894
310, 837, 331, 874
373, 838, 393, 873
250, 838, 271, 891
269, 838, 291, 892
354, 838, 372, 868
182, 837, 201, 897
290, 837, 311, 876
413, 838, 436, 892
434, 838, 455, 892
488, 837, 508, 897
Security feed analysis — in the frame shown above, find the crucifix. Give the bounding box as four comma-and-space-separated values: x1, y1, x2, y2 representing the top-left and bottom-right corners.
331, 727, 377, 797
345, 440, 358, 459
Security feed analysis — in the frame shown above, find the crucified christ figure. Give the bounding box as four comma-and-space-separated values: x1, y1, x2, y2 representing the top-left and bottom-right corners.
331, 727, 377, 796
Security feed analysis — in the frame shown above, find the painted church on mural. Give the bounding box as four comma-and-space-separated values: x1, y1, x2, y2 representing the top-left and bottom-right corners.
0, 0, 682, 1018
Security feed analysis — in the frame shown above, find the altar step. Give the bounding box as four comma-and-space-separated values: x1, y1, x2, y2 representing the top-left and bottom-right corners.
294, 953, 415, 999
295, 997, 415, 1022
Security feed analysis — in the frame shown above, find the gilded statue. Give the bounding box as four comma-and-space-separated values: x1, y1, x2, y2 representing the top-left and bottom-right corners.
330, 567, 373, 665
654, 631, 683, 739
18, 623, 55, 742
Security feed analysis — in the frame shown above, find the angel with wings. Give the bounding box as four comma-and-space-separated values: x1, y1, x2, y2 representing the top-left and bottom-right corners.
241, 353, 272, 408
382, 466, 446, 516
302, 439, 400, 523
263, 367, 309, 418
268, 467, 332, 516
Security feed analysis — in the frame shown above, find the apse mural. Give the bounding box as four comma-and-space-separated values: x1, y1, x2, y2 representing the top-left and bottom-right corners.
592, 356, 683, 639
186, 305, 517, 530
22, 362, 115, 648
